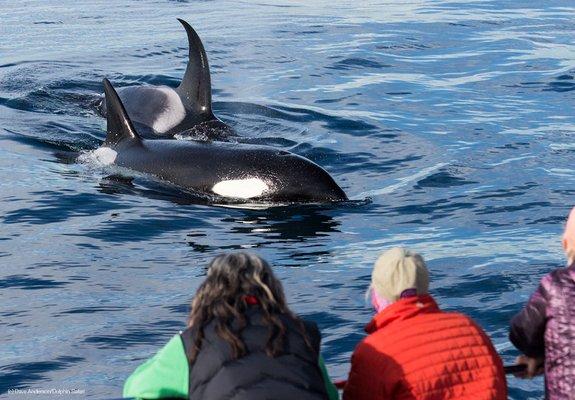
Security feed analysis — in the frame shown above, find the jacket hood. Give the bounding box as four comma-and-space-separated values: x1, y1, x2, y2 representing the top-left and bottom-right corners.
365, 294, 440, 334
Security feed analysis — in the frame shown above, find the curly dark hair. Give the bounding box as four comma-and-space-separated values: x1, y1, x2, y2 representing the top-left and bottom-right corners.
187, 252, 313, 363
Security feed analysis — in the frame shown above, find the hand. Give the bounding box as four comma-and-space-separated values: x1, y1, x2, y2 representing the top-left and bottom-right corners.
514, 355, 544, 379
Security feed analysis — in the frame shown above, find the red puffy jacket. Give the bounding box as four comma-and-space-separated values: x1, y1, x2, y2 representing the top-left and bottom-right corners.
343, 295, 507, 400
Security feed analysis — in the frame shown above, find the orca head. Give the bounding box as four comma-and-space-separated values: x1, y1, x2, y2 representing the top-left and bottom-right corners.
268, 151, 348, 203
208, 151, 347, 203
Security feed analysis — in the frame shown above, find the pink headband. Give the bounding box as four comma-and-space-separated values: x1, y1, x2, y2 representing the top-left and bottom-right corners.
371, 288, 392, 313
371, 287, 418, 313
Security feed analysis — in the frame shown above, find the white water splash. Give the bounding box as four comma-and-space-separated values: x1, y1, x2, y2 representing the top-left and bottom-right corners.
77, 147, 118, 167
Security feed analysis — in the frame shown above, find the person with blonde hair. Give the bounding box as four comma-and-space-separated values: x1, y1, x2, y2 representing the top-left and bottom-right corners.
509, 207, 575, 399
342, 247, 507, 400
123, 252, 338, 400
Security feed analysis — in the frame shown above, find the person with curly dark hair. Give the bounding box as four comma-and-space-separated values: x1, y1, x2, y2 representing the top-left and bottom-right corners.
123, 252, 338, 400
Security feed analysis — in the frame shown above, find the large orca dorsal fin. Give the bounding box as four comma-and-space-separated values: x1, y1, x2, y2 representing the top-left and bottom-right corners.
176, 19, 215, 121
103, 78, 142, 147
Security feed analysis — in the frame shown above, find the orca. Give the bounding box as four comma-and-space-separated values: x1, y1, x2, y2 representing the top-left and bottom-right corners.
99, 19, 231, 140
91, 79, 347, 203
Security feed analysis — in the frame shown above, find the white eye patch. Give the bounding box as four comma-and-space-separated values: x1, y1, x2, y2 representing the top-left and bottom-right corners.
212, 178, 270, 199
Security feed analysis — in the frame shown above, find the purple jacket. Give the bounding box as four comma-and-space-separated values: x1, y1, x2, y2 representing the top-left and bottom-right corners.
509, 264, 575, 399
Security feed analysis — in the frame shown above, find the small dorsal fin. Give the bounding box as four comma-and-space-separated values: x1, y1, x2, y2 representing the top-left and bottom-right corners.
103, 78, 141, 147
175, 19, 215, 121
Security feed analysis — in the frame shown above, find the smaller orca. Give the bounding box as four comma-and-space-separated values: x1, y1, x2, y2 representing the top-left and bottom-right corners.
99, 19, 231, 140
92, 78, 347, 203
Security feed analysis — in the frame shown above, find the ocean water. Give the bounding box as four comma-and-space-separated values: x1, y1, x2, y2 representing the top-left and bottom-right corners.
1, 1, 575, 398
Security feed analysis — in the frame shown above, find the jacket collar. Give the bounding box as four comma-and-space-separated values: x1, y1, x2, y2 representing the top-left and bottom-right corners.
365, 294, 440, 334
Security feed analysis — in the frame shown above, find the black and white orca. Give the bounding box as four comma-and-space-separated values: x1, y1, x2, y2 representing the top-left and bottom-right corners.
91, 79, 347, 203
99, 19, 230, 140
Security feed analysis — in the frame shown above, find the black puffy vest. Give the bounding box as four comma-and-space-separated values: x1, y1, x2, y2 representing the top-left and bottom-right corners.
180, 307, 329, 400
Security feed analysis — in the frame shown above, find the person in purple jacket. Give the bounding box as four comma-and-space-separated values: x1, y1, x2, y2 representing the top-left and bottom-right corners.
509, 207, 575, 399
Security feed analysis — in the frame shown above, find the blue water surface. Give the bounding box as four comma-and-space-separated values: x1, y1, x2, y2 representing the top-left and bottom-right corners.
1, 1, 575, 398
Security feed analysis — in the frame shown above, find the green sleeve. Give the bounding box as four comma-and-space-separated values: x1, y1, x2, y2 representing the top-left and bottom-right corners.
123, 334, 189, 399
319, 354, 339, 400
